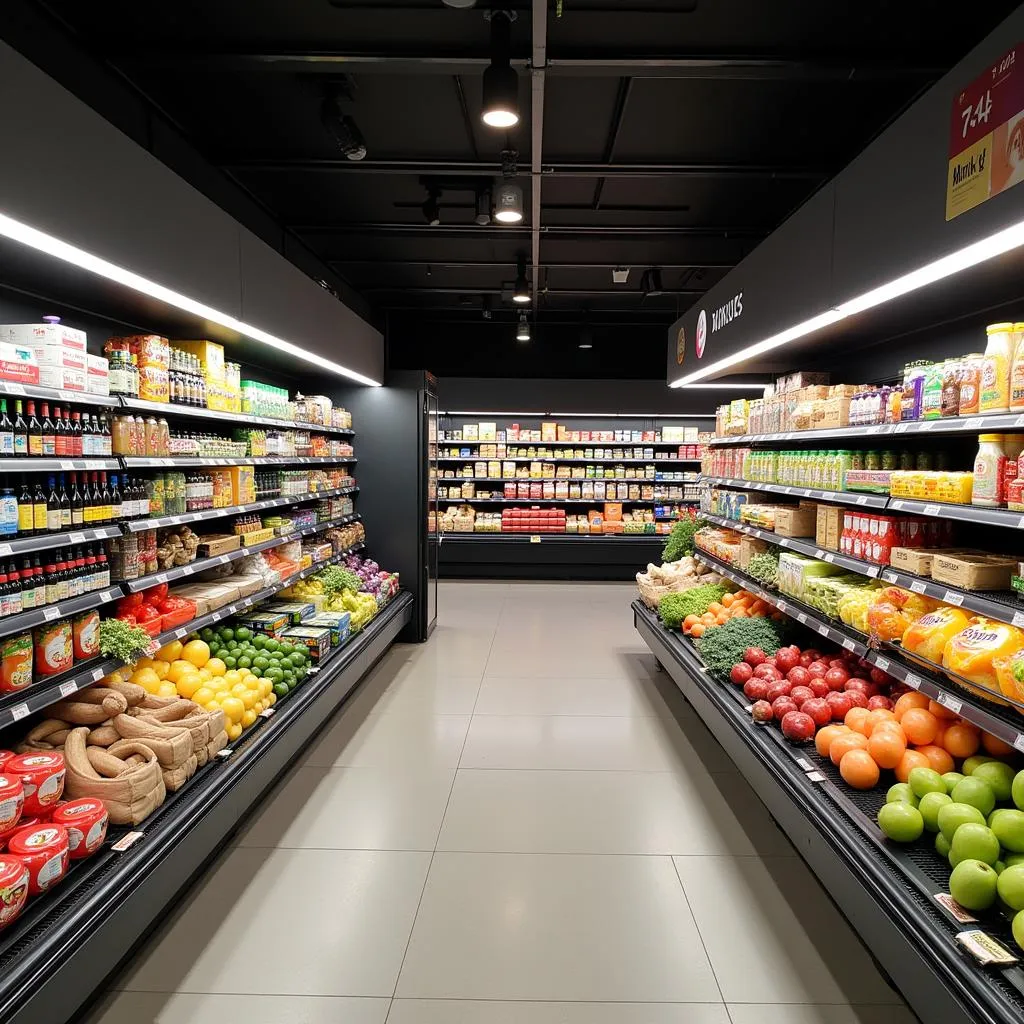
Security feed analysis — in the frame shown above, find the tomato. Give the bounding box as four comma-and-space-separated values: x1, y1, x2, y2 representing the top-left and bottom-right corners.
744, 647, 767, 667
730, 663, 753, 685
775, 648, 799, 673
786, 666, 810, 687
824, 667, 849, 690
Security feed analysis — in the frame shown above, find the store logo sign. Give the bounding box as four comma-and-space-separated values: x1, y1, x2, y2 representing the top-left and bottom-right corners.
695, 310, 707, 358
676, 326, 686, 365
711, 292, 744, 333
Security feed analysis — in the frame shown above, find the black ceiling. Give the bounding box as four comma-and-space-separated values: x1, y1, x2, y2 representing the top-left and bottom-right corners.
15, 0, 1022, 378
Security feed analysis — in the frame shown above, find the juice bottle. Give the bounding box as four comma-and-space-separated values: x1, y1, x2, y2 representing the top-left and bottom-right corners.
1010, 323, 1024, 411
958, 354, 984, 416
972, 434, 1007, 507
922, 362, 944, 419
981, 322, 1014, 414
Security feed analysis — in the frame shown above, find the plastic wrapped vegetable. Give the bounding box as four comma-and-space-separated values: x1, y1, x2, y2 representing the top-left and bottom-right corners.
943, 619, 1024, 696
866, 587, 939, 642
994, 648, 1024, 703
901, 606, 971, 664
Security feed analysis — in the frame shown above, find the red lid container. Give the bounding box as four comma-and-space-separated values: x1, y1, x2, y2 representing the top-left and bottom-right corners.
4, 752, 65, 816
52, 799, 108, 860
0, 752, 17, 773
0, 776, 24, 834
0, 855, 29, 929
8, 824, 69, 895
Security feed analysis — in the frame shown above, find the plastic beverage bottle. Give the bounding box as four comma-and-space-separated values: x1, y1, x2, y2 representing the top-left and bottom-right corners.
973, 434, 1007, 507
981, 322, 1014, 414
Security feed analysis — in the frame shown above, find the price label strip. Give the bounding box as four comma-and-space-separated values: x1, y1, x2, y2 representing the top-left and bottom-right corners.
112, 831, 145, 852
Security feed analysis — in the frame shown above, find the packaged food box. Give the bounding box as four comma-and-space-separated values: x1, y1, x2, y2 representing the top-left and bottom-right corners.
774, 506, 816, 538
816, 505, 843, 550
264, 600, 316, 625
237, 610, 290, 637
281, 625, 331, 662
32, 345, 86, 371
230, 466, 256, 506
175, 340, 225, 382
930, 552, 1017, 591
38, 367, 85, 392
0, 323, 86, 351
228, 574, 265, 599
818, 396, 851, 429
843, 469, 892, 493
196, 534, 242, 557
889, 547, 970, 575
0, 343, 38, 386
305, 611, 351, 647
739, 535, 770, 569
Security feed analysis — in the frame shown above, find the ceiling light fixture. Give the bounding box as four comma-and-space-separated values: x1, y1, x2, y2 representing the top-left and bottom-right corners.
422, 188, 442, 226
321, 84, 367, 161
474, 190, 492, 225
512, 257, 531, 303
671, 216, 1024, 387
494, 181, 524, 224
516, 313, 531, 342
678, 383, 769, 390
442, 0, 478, 7
482, 10, 519, 128
641, 268, 664, 297
612, 267, 630, 284
0, 211, 381, 386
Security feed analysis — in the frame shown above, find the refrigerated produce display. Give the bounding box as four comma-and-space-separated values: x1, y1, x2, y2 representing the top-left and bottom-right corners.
0, 317, 410, 1024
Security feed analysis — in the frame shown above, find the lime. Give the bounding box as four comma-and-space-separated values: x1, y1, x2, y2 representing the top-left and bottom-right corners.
265, 639, 280, 653
973, 762, 1016, 803
877, 802, 924, 843
219, 627, 235, 643
278, 643, 295, 657
273, 682, 289, 698
269, 651, 284, 662
235, 627, 252, 642
288, 652, 307, 669
253, 657, 270, 673
938, 801, 987, 842
238, 656, 252, 669
950, 823, 1000, 867
252, 635, 266, 650
200, 627, 216, 644
223, 656, 237, 670
266, 667, 283, 683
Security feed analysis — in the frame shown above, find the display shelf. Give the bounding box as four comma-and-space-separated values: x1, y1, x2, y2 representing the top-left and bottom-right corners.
0, 457, 120, 473
633, 600, 1024, 1024
707, 412, 1024, 446
694, 547, 1024, 756
436, 476, 698, 485
122, 485, 357, 532
0, 381, 120, 408
442, 532, 663, 542
703, 475, 890, 508
0, 584, 122, 643
438, 456, 700, 464
0, 655, 126, 731
120, 455, 356, 468
117, 396, 355, 436
702, 512, 1024, 629
0, 524, 124, 559
438, 497, 698, 505
0, 592, 412, 1024
439, 438, 696, 447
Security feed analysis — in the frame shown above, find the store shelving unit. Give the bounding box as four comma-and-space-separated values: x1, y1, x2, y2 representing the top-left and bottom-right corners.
634, 599, 1024, 1024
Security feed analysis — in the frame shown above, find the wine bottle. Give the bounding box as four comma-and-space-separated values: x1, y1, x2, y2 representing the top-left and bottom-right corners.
40, 404, 55, 457
46, 476, 61, 533
109, 474, 122, 522
12, 401, 27, 457
32, 479, 47, 533
100, 472, 113, 523
58, 474, 71, 530
70, 410, 83, 457
52, 406, 66, 457
0, 400, 13, 458
26, 401, 42, 457
6, 562, 22, 616
17, 480, 33, 536
20, 558, 35, 611
69, 472, 84, 528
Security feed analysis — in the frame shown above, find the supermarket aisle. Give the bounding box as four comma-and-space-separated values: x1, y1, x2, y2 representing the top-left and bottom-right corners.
87, 581, 914, 1024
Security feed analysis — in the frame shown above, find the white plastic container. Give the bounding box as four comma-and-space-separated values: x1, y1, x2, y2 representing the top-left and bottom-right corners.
972, 433, 1007, 507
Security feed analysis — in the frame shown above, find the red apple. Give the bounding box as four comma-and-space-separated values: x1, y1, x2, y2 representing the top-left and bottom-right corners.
743, 678, 770, 702
744, 647, 767, 667
807, 661, 828, 679
751, 700, 774, 724
754, 663, 781, 680
845, 689, 869, 709
789, 685, 814, 705
804, 649, 823, 662
800, 697, 832, 728
781, 710, 816, 743
799, 652, 814, 668
786, 666, 810, 687
808, 677, 830, 698
775, 648, 799, 673
765, 680, 792, 703
772, 695, 799, 721
730, 662, 754, 685
824, 667, 849, 690
826, 691, 853, 720
844, 677, 869, 694
869, 667, 891, 686
867, 695, 893, 711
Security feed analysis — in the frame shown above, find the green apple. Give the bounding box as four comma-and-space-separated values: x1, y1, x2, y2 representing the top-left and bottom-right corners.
992, 809, 1024, 854
951, 823, 1001, 866
1013, 770, 1024, 811
936, 832, 952, 859
918, 791, 952, 833
951, 777, 997, 817
963, 755, 996, 776
972, 761, 1016, 803
938, 801, 987, 842
996, 860, 1007, 875
1007, 853, 1024, 868
1014, 910, 1024, 951
998, 865, 1024, 911
942, 772, 966, 795
908, 766, 946, 800
877, 802, 924, 843
949, 859, 999, 911
886, 782, 919, 807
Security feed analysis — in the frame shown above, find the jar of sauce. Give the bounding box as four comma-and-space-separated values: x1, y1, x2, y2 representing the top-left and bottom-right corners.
957, 354, 984, 416
941, 359, 962, 417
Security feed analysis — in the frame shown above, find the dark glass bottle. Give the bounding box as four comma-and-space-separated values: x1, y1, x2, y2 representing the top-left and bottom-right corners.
40, 404, 55, 457
12, 400, 27, 457
52, 406, 66, 457
0, 399, 13, 458
57, 474, 71, 530
17, 480, 33, 536
69, 473, 84, 528
26, 401, 42, 457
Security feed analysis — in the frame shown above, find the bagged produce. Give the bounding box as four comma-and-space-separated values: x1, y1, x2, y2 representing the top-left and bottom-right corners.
866, 587, 939, 642
943, 619, 1024, 696
901, 606, 971, 664
994, 648, 1024, 703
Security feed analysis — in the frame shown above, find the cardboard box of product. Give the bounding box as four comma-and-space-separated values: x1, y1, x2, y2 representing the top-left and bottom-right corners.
281, 625, 332, 662
930, 552, 1017, 591
175, 340, 225, 382
237, 609, 290, 637
774, 506, 817, 538
889, 547, 972, 576
819, 397, 851, 430
195, 533, 242, 557
305, 611, 351, 647
739, 535, 770, 569
0, 323, 87, 351
229, 574, 266, 599
264, 600, 316, 625
38, 366, 85, 391
816, 505, 843, 551
32, 345, 87, 371
0, 342, 39, 385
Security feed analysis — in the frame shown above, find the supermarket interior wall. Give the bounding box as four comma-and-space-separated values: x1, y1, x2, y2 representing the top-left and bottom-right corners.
0, 40, 384, 385
665, 4, 1024, 382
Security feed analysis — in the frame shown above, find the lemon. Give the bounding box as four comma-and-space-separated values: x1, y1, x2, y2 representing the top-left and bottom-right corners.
167, 660, 196, 684
206, 657, 227, 677
197, 667, 212, 681
133, 657, 155, 672
156, 640, 184, 663
220, 696, 245, 724
101, 670, 125, 686
152, 661, 170, 680
182, 639, 210, 669
176, 675, 202, 699
242, 709, 257, 728
130, 667, 160, 689
267, 691, 277, 706
204, 699, 222, 713
223, 670, 242, 687
157, 681, 178, 699
192, 686, 216, 706
226, 722, 243, 742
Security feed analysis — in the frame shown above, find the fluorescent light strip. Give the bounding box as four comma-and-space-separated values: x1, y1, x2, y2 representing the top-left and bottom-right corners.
443, 411, 547, 416
0, 212, 382, 387
670, 216, 1024, 387
676, 383, 768, 390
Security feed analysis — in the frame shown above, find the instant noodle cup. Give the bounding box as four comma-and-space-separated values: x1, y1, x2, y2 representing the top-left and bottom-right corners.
0, 633, 33, 692
0, 776, 24, 835
0, 856, 29, 929
902, 606, 972, 664
72, 610, 100, 660
943, 619, 1024, 695
33, 621, 72, 676
52, 799, 108, 860
8, 824, 69, 895
3, 752, 65, 816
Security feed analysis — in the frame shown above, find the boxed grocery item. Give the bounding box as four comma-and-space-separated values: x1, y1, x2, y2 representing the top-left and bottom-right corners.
0, 342, 38, 385
843, 469, 892, 493
603, 502, 623, 522
0, 322, 87, 351
282, 625, 332, 662
890, 546, 970, 575
930, 552, 1017, 591
776, 371, 830, 394
230, 466, 256, 505
777, 552, 846, 599
818, 396, 851, 429
264, 600, 316, 625
32, 344, 86, 370
195, 534, 242, 557
739, 535, 770, 569
774, 506, 816, 538
541, 421, 557, 442
816, 505, 843, 550
305, 611, 351, 646
38, 366, 85, 391
86, 354, 109, 395
237, 609, 290, 637
479, 422, 497, 441
175, 340, 225, 381
138, 364, 169, 403
229, 574, 265, 599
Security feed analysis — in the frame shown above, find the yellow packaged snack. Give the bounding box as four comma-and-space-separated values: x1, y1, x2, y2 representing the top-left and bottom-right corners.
994, 649, 1024, 703
942, 619, 1024, 695
866, 587, 939, 642
901, 606, 972, 665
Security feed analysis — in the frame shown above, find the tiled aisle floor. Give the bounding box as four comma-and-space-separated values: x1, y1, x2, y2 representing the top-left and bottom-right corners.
87, 582, 915, 1024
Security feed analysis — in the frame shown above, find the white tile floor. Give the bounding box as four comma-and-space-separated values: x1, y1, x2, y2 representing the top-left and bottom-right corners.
86, 581, 915, 1024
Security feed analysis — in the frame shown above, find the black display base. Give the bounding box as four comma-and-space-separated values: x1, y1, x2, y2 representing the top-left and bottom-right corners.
439, 534, 664, 580
633, 600, 1024, 1024
0, 593, 412, 1024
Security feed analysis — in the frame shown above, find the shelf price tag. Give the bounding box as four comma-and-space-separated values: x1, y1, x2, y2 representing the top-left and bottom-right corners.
934, 893, 977, 923
874, 656, 890, 671
797, 612, 808, 624
856, 496, 869, 505
841, 638, 857, 652
806, 771, 826, 783
937, 692, 962, 714
90, 666, 106, 681
923, 505, 941, 517
909, 580, 928, 594
10, 703, 30, 722
795, 757, 813, 771
43, 606, 61, 621
942, 591, 964, 607
882, 571, 898, 583
1013, 734, 1024, 754
1013, 612, 1024, 628
894, 423, 910, 433
823, 553, 835, 563
904, 674, 922, 690
259, 708, 275, 719
530, 536, 541, 543
0, 544, 11, 558
59, 681, 78, 698
866, 566, 880, 577
112, 831, 145, 852
964, 418, 984, 430
955, 930, 1019, 965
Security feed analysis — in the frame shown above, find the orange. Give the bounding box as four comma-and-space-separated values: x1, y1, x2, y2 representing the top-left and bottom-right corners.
893, 692, 930, 720
894, 749, 930, 783
928, 699, 959, 721
845, 707, 871, 735
865, 709, 898, 736
868, 728, 907, 769
690, 623, 706, 638
683, 615, 700, 630
206, 657, 227, 677
840, 749, 880, 790
167, 660, 197, 684
815, 724, 849, 759
831, 732, 870, 766
941, 723, 981, 759
982, 732, 1016, 757
915, 743, 955, 775
721, 593, 734, 608
707, 603, 723, 616
901, 708, 939, 746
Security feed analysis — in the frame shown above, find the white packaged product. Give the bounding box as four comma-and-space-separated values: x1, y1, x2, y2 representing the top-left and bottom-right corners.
0, 322, 87, 351
33, 346, 87, 371
38, 366, 86, 392
86, 354, 110, 396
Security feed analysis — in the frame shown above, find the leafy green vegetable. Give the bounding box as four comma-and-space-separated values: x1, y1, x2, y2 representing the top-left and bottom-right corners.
658, 583, 730, 629
661, 516, 703, 563
695, 617, 791, 679
99, 619, 155, 663
320, 566, 362, 600
746, 551, 780, 588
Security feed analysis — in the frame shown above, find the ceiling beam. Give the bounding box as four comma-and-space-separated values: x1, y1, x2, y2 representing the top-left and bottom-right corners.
224, 158, 825, 180
328, 259, 736, 269
593, 77, 632, 210
361, 287, 703, 296
110, 49, 947, 80
531, 0, 547, 316
293, 223, 764, 237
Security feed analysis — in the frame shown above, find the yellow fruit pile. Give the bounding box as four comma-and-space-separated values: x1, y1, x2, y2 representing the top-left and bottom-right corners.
128, 638, 276, 743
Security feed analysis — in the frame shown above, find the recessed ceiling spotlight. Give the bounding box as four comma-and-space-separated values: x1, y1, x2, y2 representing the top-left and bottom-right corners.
474, 190, 492, 225
321, 84, 367, 161
612, 267, 630, 284
512, 257, 531, 303
442, 0, 477, 7
422, 188, 441, 226
578, 342, 593, 349
494, 181, 523, 224
482, 10, 519, 128
516, 313, 531, 342
641, 268, 664, 297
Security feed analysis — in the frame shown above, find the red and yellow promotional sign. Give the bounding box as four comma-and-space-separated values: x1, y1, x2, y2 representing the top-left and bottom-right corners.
946, 45, 1024, 220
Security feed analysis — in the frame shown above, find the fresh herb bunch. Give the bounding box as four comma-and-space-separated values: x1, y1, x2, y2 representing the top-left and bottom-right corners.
746, 551, 780, 588
99, 619, 155, 663
658, 583, 730, 629
320, 566, 363, 601
661, 515, 704, 563
695, 616, 790, 678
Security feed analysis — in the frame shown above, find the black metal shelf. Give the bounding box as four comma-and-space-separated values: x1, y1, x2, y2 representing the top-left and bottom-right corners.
0, 585, 122, 643
703, 475, 890, 508
439, 438, 698, 447
436, 476, 698, 485
633, 600, 1024, 1024
0, 525, 124, 559
438, 455, 700, 464
117, 396, 355, 436
0, 457, 120, 473
0, 592, 411, 1024
441, 532, 663, 542
0, 655, 127, 731
0, 381, 119, 408
438, 497, 699, 505
121, 455, 356, 468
